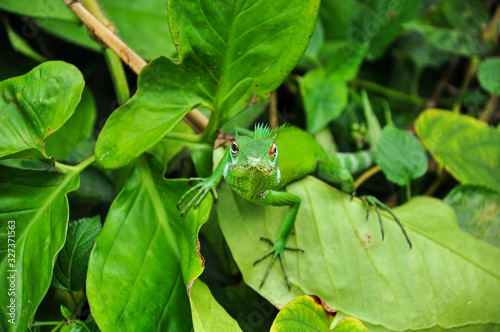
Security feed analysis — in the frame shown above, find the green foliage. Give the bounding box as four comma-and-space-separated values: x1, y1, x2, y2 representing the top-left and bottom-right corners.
376, 125, 428, 186
478, 58, 500, 95
0, 0, 499, 331
0, 165, 79, 331
416, 109, 500, 191
52, 216, 101, 292
217, 177, 500, 331
445, 185, 500, 247
86, 156, 211, 331
270, 295, 337, 331
0, 61, 84, 160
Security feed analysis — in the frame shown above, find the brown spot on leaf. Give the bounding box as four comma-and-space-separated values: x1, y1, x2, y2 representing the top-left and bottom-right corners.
3, 89, 21, 111
245, 93, 258, 108
309, 295, 337, 316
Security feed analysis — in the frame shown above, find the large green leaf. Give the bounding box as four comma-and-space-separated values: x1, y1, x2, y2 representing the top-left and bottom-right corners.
445, 185, 500, 248
52, 216, 102, 292
0, 165, 79, 332
86, 155, 212, 331
376, 125, 428, 186
217, 176, 500, 331
96, 0, 319, 168
168, 0, 319, 121
415, 109, 500, 191
95, 56, 215, 168
0, 61, 84, 160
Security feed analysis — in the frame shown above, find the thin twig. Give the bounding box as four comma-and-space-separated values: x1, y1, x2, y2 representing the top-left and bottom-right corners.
62, 0, 209, 134
354, 165, 381, 189
64, 0, 146, 73
269, 91, 278, 129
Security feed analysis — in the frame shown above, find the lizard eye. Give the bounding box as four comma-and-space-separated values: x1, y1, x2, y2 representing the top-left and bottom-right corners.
230, 141, 239, 155
268, 142, 276, 155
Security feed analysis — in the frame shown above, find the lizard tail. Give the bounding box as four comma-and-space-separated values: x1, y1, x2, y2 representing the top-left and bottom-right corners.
332, 150, 374, 174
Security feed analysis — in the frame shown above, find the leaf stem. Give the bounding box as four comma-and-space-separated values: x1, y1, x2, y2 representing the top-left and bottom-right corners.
353, 79, 426, 106
31, 320, 63, 327
55, 155, 96, 175
355, 165, 381, 189
405, 182, 411, 201
104, 48, 130, 105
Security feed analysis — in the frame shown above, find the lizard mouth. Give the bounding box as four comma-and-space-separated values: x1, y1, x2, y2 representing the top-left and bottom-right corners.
230, 162, 273, 175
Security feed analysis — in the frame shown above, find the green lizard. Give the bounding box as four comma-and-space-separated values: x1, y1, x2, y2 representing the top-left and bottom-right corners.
178, 124, 411, 288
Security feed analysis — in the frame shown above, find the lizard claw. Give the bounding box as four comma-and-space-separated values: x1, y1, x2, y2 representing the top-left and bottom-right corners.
358, 195, 412, 249
177, 177, 218, 217
254, 237, 304, 290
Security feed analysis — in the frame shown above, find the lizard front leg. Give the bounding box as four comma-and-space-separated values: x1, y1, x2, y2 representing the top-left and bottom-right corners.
253, 190, 302, 290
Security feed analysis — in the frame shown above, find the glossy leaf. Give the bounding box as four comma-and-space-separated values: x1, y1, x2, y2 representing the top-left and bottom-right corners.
45, 88, 97, 161
0, 61, 84, 160
270, 295, 336, 331
96, 0, 319, 168
478, 58, 500, 95
189, 279, 242, 332
300, 69, 348, 134
217, 176, 500, 331
87, 155, 212, 331
415, 109, 500, 191
52, 216, 101, 292
95, 56, 215, 168
168, 0, 320, 121
376, 125, 428, 186
445, 185, 500, 247
0, 165, 79, 332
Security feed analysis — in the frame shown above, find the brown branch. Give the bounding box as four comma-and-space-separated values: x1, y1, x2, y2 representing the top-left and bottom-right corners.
63, 0, 208, 134
269, 91, 278, 129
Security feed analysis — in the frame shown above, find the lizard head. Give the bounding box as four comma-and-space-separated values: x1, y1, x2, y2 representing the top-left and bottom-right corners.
223, 124, 280, 199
